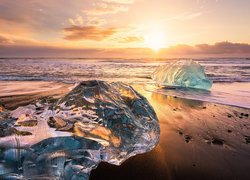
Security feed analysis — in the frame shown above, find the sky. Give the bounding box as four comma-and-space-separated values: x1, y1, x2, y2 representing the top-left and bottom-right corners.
0, 0, 250, 57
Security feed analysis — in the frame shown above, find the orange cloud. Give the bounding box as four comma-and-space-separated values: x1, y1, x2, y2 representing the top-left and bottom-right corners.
0, 35, 11, 44
63, 26, 117, 41
0, 33, 41, 46
118, 36, 144, 43
68, 16, 106, 26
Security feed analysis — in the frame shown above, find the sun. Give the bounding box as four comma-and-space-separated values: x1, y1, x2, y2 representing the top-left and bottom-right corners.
144, 31, 166, 51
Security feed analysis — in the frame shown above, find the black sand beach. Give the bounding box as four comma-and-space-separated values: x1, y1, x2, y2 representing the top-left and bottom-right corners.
1, 82, 249, 180
91, 84, 250, 180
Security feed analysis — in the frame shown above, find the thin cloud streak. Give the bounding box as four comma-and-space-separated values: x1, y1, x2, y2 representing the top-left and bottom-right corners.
83, 3, 129, 16
117, 36, 144, 43
63, 26, 117, 41
102, 0, 135, 4
163, 11, 203, 22
0, 35, 11, 44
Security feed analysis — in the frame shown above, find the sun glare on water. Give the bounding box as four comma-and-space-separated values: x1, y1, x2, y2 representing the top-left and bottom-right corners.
145, 31, 166, 51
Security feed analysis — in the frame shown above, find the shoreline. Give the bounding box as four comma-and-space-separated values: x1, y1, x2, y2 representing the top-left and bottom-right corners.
0, 81, 73, 110
1, 80, 250, 109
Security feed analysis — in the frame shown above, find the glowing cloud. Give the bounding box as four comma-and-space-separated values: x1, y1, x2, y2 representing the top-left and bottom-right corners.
64, 26, 117, 41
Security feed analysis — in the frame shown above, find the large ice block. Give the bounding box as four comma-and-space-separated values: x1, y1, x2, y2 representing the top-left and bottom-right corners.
152, 60, 212, 90
0, 80, 160, 179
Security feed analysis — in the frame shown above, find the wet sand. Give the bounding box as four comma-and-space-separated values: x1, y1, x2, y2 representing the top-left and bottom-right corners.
92, 84, 250, 180
0, 81, 73, 110
0, 82, 250, 180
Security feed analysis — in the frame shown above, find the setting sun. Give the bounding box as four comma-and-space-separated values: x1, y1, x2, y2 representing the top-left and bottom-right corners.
145, 31, 167, 51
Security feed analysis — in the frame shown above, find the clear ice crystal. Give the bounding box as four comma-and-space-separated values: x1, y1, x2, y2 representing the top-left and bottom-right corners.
152, 60, 212, 90
0, 80, 160, 179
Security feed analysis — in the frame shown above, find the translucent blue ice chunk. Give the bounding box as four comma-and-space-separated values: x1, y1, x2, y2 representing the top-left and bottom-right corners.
152, 60, 212, 90
0, 80, 160, 179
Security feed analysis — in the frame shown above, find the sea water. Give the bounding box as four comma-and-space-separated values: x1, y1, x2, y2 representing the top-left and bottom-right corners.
0, 57, 250, 108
